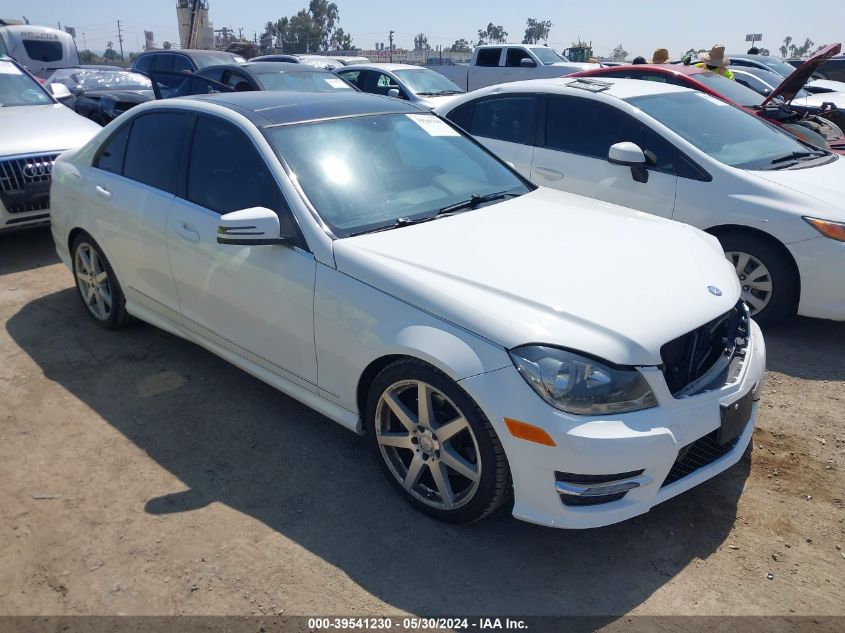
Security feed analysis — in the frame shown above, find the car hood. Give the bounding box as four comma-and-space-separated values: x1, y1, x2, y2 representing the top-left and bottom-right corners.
0, 104, 101, 156
748, 157, 845, 219
82, 88, 155, 102
332, 188, 740, 366
762, 43, 842, 107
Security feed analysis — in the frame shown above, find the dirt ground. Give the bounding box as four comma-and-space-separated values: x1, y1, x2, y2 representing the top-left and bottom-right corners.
0, 227, 843, 617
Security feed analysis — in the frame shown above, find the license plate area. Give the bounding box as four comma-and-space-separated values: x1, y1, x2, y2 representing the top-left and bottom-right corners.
718, 387, 755, 445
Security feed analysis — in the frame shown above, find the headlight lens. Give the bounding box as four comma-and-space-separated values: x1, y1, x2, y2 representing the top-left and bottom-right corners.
509, 346, 657, 415
803, 216, 845, 243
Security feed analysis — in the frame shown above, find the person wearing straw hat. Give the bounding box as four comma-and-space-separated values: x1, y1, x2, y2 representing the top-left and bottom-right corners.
694, 45, 735, 79
650, 48, 670, 64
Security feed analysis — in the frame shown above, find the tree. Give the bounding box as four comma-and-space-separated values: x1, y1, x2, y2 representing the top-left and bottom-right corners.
225, 40, 259, 59
79, 49, 98, 63
758, 47, 770, 56
330, 27, 354, 51
449, 38, 471, 53
162, 40, 172, 49
270, 2, 346, 54
611, 44, 628, 62
103, 41, 118, 61
794, 37, 815, 57
522, 18, 552, 45
780, 36, 792, 58
476, 23, 507, 46
413, 33, 428, 51
308, 0, 339, 51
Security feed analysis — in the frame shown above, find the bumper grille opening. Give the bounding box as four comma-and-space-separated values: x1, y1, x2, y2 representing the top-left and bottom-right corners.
561, 491, 628, 506
660, 301, 750, 397
0, 153, 60, 215
661, 429, 744, 488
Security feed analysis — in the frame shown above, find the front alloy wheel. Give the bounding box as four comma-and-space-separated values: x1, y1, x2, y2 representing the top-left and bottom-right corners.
725, 250, 773, 316
367, 359, 510, 523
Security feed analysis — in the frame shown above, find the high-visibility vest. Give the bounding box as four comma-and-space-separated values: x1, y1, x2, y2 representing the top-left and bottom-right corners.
695, 62, 735, 80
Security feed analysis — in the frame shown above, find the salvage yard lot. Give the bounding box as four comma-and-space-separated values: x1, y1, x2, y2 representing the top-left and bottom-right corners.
1, 227, 843, 616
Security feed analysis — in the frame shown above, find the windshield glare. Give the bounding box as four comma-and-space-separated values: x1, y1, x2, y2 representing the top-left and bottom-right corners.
255, 70, 353, 92
628, 91, 814, 169
267, 113, 528, 236
0, 61, 52, 106
756, 56, 802, 77
73, 70, 152, 90
393, 69, 463, 95
530, 47, 564, 65
693, 71, 763, 107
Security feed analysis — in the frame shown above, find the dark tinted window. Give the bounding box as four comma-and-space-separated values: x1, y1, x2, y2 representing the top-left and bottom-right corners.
153, 54, 175, 71
469, 95, 536, 145
94, 123, 131, 175
505, 48, 532, 67
545, 95, 677, 172
187, 116, 287, 222
337, 69, 362, 87
476, 48, 502, 67
133, 55, 153, 74
22, 39, 63, 62
445, 101, 473, 130
173, 55, 193, 72
123, 112, 188, 193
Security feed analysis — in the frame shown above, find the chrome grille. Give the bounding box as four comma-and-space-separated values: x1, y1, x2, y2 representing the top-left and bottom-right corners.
0, 152, 61, 214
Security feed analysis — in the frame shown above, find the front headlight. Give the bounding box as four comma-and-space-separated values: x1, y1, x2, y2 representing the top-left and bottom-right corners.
803, 216, 845, 243
509, 346, 657, 415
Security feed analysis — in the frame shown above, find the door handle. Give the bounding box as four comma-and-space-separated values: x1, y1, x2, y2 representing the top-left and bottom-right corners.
95, 185, 111, 199
534, 166, 564, 180
174, 222, 200, 243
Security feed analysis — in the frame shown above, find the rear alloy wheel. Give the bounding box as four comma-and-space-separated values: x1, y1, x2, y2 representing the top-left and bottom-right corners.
718, 231, 798, 327
367, 360, 510, 523
71, 234, 131, 329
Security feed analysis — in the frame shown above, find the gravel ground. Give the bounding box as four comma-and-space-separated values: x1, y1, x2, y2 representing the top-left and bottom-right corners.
0, 227, 843, 617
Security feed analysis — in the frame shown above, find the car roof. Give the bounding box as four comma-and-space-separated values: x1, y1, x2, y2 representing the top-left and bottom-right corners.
472, 76, 693, 100
211, 61, 330, 74
173, 90, 427, 127
139, 49, 235, 59
578, 63, 707, 77
339, 63, 422, 72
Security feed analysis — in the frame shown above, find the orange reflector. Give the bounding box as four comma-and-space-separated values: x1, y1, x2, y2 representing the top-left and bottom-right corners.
804, 216, 845, 243
504, 418, 556, 447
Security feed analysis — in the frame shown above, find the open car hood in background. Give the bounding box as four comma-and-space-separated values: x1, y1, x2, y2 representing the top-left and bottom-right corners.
761, 43, 842, 107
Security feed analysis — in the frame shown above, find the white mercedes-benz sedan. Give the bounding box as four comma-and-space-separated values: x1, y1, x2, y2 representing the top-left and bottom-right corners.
437, 78, 845, 326
49, 92, 765, 529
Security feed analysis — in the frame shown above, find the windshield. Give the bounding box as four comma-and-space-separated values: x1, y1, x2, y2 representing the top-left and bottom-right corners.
73, 70, 152, 90
693, 71, 764, 107
530, 47, 564, 65
255, 70, 354, 92
267, 113, 528, 236
627, 91, 817, 169
0, 61, 52, 106
393, 69, 463, 95
754, 56, 803, 77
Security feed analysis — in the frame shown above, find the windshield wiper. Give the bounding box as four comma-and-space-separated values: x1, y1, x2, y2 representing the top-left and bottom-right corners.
347, 215, 437, 237
436, 191, 521, 216
769, 150, 827, 166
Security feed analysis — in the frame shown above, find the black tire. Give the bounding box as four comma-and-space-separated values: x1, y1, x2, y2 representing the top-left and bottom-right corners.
718, 231, 798, 327
365, 358, 511, 523
71, 232, 132, 330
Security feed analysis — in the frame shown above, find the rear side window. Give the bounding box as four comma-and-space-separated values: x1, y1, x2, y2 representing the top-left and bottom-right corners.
94, 123, 131, 175
545, 95, 677, 172
186, 116, 288, 224
22, 39, 63, 62
123, 112, 189, 193
469, 95, 536, 145
476, 48, 502, 67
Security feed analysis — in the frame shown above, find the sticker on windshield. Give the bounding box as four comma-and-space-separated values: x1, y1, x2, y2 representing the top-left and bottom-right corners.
406, 113, 459, 136
0, 63, 23, 75
324, 77, 349, 89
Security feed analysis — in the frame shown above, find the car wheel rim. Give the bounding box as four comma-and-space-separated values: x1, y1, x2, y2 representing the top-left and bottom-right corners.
725, 250, 773, 315
74, 242, 113, 321
375, 379, 481, 511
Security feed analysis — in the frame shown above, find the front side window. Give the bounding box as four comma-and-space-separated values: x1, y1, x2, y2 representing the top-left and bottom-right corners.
255, 70, 354, 92
628, 91, 820, 169
476, 48, 502, 67
133, 55, 153, 74
0, 60, 52, 106
266, 113, 529, 236
469, 95, 537, 145
22, 39, 63, 62
122, 112, 188, 193
94, 123, 131, 175
505, 48, 532, 67
545, 95, 677, 172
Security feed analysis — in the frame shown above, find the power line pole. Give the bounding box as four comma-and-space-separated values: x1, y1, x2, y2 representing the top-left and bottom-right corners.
82, 32, 87, 51
116, 19, 125, 62
389, 30, 394, 62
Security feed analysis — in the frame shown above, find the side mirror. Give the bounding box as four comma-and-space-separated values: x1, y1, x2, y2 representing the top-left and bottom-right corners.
217, 207, 289, 246
50, 83, 73, 102
387, 87, 400, 98
608, 142, 649, 183
608, 142, 646, 166
519, 58, 538, 68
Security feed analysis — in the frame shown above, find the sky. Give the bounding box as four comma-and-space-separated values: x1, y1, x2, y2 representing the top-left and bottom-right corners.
4, 0, 844, 58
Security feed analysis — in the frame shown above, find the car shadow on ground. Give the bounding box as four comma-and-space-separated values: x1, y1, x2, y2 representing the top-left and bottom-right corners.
0, 226, 60, 275
7, 287, 753, 616
762, 317, 845, 381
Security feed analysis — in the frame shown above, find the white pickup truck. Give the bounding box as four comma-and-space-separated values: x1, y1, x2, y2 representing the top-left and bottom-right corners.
427, 44, 597, 92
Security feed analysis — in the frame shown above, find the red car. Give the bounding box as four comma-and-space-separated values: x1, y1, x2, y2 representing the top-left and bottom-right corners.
571, 44, 845, 153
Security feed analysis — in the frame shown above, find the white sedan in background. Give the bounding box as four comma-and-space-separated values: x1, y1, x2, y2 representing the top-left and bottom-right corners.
438, 78, 845, 325
50, 91, 764, 529
335, 63, 465, 109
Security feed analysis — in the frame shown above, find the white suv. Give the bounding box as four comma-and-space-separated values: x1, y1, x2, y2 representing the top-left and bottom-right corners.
0, 56, 100, 232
